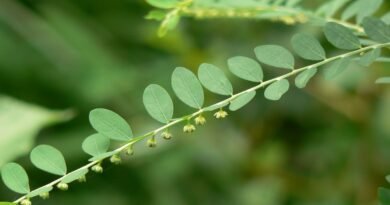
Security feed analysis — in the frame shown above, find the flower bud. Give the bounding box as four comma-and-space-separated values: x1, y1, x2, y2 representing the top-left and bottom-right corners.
183, 124, 196, 133
214, 109, 228, 119
39, 192, 50, 200
161, 131, 172, 140
92, 164, 103, 173
57, 182, 68, 191
21, 199, 31, 205
78, 175, 87, 183
194, 115, 206, 125
126, 146, 134, 156
110, 154, 122, 165
147, 137, 157, 148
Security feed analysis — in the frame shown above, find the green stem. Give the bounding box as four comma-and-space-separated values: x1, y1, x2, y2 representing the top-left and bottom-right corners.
13, 42, 390, 204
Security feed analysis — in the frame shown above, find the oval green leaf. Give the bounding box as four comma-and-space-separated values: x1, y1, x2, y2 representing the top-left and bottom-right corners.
204, 101, 230, 112
30, 145, 67, 176
264, 79, 290, 101
295, 67, 318, 88
27, 186, 53, 198
324, 22, 361, 50
82, 134, 110, 157
362, 17, 390, 43
254, 45, 295, 70
324, 57, 352, 80
61, 168, 89, 184
171, 67, 204, 109
359, 48, 381, 67
228, 56, 263, 82
229, 91, 256, 111
89, 108, 133, 141
143, 84, 174, 124
1, 163, 30, 194
198, 63, 233, 96
341, 0, 360, 20
356, 0, 382, 23
291, 33, 326, 60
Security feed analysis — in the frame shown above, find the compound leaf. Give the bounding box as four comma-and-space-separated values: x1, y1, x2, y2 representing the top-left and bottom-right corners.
143, 84, 174, 124
295, 68, 318, 88
171, 67, 204, 109
291, 33, 326, 60
324, 22, 361, 50
1, 163, 30, 194
89, 108, 133, 141
82, 134, 110, 157
229, 91, 256, 111
264, 79, 290, 101
30, 145, 67, 176
362, 17, 390, 43
255, 45, 295, 70
198, 63, 233, 96
228, 56, 263, 82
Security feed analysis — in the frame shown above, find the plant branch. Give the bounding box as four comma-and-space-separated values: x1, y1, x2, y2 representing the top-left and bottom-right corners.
13, 41, 390, 204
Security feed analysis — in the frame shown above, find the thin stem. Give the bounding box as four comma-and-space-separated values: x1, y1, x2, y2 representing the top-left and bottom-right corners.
13, 42, 390, 204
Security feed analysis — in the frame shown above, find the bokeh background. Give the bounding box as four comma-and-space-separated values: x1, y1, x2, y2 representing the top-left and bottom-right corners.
0, 0, 389, 205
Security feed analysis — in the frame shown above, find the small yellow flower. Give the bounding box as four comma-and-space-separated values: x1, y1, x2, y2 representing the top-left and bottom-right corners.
78, 175, 87, 183
21, 199, 31, 205
126, 146, 134, 156
57, 182, 68, 191
183, 124, 196, 133
194, 115, 206, 125
161, 131, 172, 140
92, 164, 103, 173
147, 137, 157, 148
110, 154, 122, 165
39, 192, 50, 199
214, 109, 228, 119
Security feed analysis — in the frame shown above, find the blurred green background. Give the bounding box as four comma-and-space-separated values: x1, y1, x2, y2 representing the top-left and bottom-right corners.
0, 0, 389, 205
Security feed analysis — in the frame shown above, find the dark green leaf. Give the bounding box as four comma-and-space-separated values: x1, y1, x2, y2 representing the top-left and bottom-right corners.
362, 17, 390, 43
143, 84, 174, 123
146, 0, 180, 9
324, 22, 361, 50
324, 57, 352, 79
1, 163, 30, 194
171, 67, 204, 109
89, 108, 133, 141
228, 56, 263, 82
291, 33, 326, 60
229, 91, 256, 111
27, 186, 53, 198
61, 168, 89, 184
379, 187, 390, 205
264, 79, 290, 101
82, 134, 110, 157
376, 77, 390, 84
295, 67, 318, 88
198, 63, 233, 96
359, 48, 381, 67
30, 145, 67, 176
254, 45, 295, 70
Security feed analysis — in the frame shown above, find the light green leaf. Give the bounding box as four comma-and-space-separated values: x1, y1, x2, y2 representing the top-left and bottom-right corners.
1, 163, 30, 194
359, 48, 381, 67
146, 0, 180, 9
30, 145, 67, 176
0, 96, 72, 167
143, 84, 174, 123
145, 10, 167, 21
228, 56, 263, 82
362, 17, 390, 43
341, 0, 360, 20
88, 151, 117, 162
61, 168, 89, 184
295, 68, 318, 88
229, 91, 256, 111
291, 33, 326, 60
324, 57, 352, 79
198, 63, 233, 96
158, 13, 180, 37
27, 186, 53, 198
379, 187, 390, 204
82, 134, 110, 157
171, 67, 204, 109
376, 77, 390, 84
382, 12, 390, 24
324, 22, 361, 50
356, 0, 382, 23
254, 45, 295, 70
264, 79, 290, 101
89, 108, 133, 141
204, 101, 230, 112
317, 0, 351, 18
